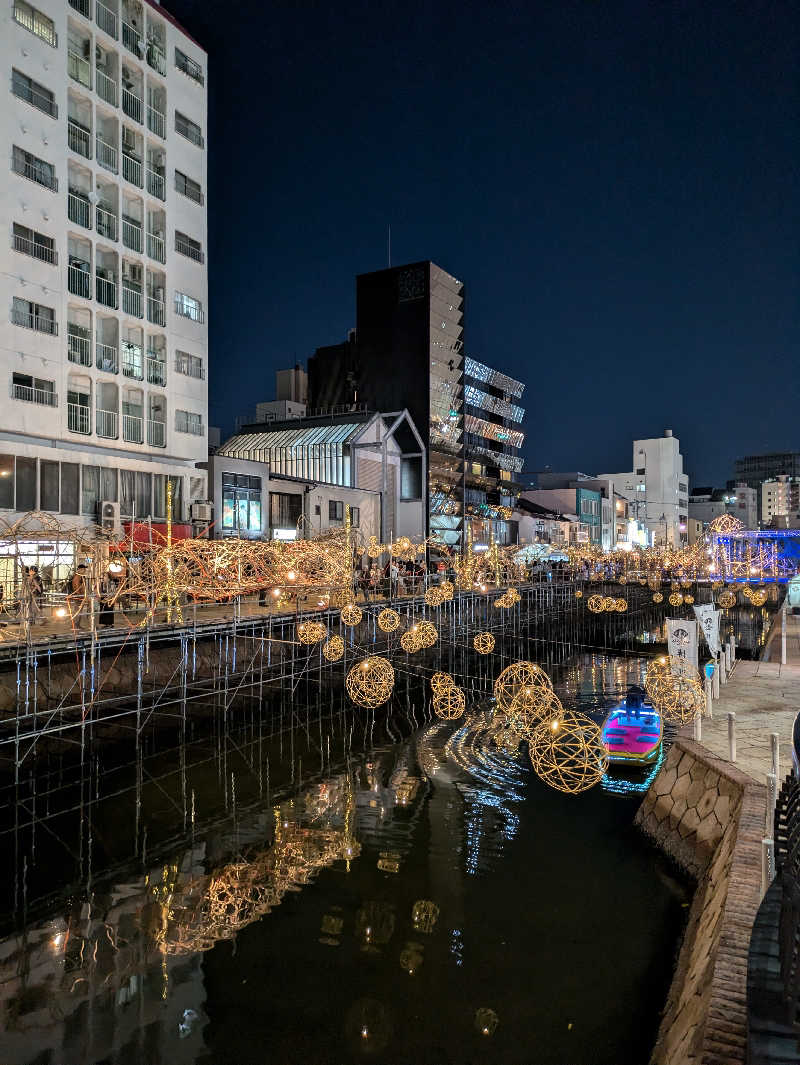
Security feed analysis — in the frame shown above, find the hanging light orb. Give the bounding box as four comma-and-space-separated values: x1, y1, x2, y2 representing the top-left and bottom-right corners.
340, 603, 363, 626
424, 586, 446, 607
528, 711, 608, 794
750, 588, 768, 607
494, 661, 552, 714
652, 592, 664, 603
297, 620, 328, 645
430, 671, 455, 694
618, 575, 627, 586
345, 657, 395, 708
587, 594, 604, 613
614, 598, 628, 612
473, 632, 495, 655
377, 608, 400, 632
601, 596, 616, 612
574, 589, 584, 599
718, 590, 736, 608
417, 620, 438, 648
411, 900, 439, 934
400, 629, 422, 653
433, 685, 466, 720
652, 674, 705, 723
507, 686, 562, 735
505, 588, 521, 605
439, 580, 454, 601
668, 592, 683, 607
322, 635, 344, 661
684, 594, 695, 605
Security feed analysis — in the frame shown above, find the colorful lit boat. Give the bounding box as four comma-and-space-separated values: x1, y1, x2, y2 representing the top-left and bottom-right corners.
601, 688, 663, 766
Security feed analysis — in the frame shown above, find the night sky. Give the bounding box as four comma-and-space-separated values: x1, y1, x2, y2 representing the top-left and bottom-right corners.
164, 0, 798, 486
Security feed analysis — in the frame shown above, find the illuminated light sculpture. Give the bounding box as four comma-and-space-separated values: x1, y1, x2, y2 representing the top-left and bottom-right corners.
618, 576, 627, 586
750, 588, 768, 607
439, 580, 454, 601
652, 674, 705, 723
424, 586, 446, 607
717, 590, 736, 609
601, 596, 617, 612
340, 603, 363, 627
433, 685, 466, 720
322, 635, 344, 662
412, 900, 440, 933
708, 513, 746, 536
614, 598, 628, 612
528, 711, 609, 794
575, 589, 584, 599
377, 608, 400, 632
507, 686, 562, 735
473, 632, 495, 655
668, 592, 683, 607
505, 588, 521, 605
417, 620, 438, 648
475, 1009, 499, 1037
400, 629, 422, 653
684, 594, 695, 605
653, 592, 664, 603
297, 621, 328, 645
400, 942, 424, 974
430, 672, 455, 695
494, 661, 552, 713
587, 594, 605, 613
345, 657, 395, 708
644, 659, 673, 706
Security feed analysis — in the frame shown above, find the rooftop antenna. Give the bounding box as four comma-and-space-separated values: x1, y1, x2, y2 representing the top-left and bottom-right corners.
388, 223, 391, 268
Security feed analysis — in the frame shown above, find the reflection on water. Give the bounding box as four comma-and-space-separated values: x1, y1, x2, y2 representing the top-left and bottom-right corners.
0, 652, 689, 1065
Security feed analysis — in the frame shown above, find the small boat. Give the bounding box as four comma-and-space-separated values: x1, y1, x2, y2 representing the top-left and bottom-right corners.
601, 687, 663, 766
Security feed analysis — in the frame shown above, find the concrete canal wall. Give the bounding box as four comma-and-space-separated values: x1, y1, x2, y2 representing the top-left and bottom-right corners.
636, 738, 767, 1065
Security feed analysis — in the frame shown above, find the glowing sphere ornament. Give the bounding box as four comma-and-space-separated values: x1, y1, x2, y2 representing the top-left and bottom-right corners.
718, 590, 736, 609
668, 592, 683, 607
400, 630, 422, 653
346, 657, 395, 708
507, 687, 563, 735
575, 589, 584, 599
528, 711, 608, 794
297, 621, 328, 645
614, 598, 628, 612
424, 586, 445, 607
655, 674, 705, 724
653, 592, 664, 603
377, 608, 400, 632
587, 594, 604, 613
601, 596, 617, 612
750, 588, 768, 607
684, 594, 695, 605
322, 635, 344, 662
433, 685, 466, 720
412, 900, 440, 934
417, 620, 438, 648
430, 672, 455, 695
439, 580, 454, 601
340, 603, 363, 626
494, 661, 552, 714
473, 632, 495, 655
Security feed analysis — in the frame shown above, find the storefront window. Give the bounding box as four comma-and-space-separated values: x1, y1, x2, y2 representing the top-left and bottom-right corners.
0, 455, 14, 509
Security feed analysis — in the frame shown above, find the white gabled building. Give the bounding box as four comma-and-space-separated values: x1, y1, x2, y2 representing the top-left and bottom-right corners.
0, 0, 208, 534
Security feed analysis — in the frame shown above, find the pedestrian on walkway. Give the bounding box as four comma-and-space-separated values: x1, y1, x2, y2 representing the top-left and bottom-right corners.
69, 564, 89, 630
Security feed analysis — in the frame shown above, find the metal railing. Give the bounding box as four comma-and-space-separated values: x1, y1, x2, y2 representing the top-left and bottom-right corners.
121, 87, 142, 123
96, 205, 117, 241
146, 167, 165, 201
122, 413, 143, 443
175, 354, 204, 379
11, 151, 58, 191
148, 419, 166, 447
122, 152, 142, 187
122, 348, 143, 379
122, 283, 143, 318
67, 328, 92, 365
96, 408, 118, 438
68, 264, 91, 299
67, 403, 91, 435
68, 49, 92, 89
96, 134, 118, 173
11, 306, 57, 335
147, 295, 166, 327
147, 232, 165, 263
175, 113, 204, 148
175, 414, 204, 436
96, 67, 117, 106
96, 0, 117, 39
175, 174, 203, 204
68, 120, 92, 158
147, 104, 165, 138
175, 233, 204, 262
12, 232, 57, 265
147, 41, 167, 76
69, 0, 91, 17
122, 217, 143, 252
146, 355, 166, 385
13, 1, 57, 46
68, 190, 91, 229
174, 297, 204, 323
96, 342, 118, 372
10, 381, 57, 405
12, 75, 58, 117
175, 48, 203, 85
96, 274, 117, 308
121, 20, 140, 55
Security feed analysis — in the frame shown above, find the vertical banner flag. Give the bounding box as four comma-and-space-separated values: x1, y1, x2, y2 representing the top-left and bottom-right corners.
667, 618, 699, 676
693, 604, 721, 656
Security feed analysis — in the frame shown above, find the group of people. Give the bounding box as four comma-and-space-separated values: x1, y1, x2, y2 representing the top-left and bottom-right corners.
0, 564, 96, 630
356, 559, 446, 602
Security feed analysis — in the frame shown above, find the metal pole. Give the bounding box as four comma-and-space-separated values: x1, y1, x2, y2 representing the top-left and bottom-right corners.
730, 633, 736, 662
719, 652, 727, 686
728, 711, 736, 761
725, 639, 732, 673
693, 711, 702, 742
762, 837, 775, 896
705, 674, 712, 719
713, 658, 720, 699
771, 732, 780, 784
782, 605, 787, 666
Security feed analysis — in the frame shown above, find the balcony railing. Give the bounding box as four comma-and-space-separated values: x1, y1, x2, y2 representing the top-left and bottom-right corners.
121, 283, 143, 318
175, 416, 204, 436
122, 152, 142, 187
121, 87, 142, 123
68, 49, 92, 89
174, 298, 204, 323
147, 104, 165, 138
96, 341, 118, 372
122, 413, 143, 444
175, 354, 204, 379
96, 68, 117, 106
13, 1, 58, 45
12, 76, 58, 118
122, 20, 141, 55
96, 134, 118, 173
67, 328, 92, 365
148, 419, 166, 447
68, 191, 91, 229
96, 274, 117, 308
122, 217, 143, 253
175, 113, 203, 148
146, 167, 165, 201
11, 151, 58, 191
12, 232, 57, 265
11, 381, 57, 406
69, 0, 91, 17
67, 403, 91, 435
147, 41, 167, 75
68, 120, 91, 158
96, 205, 117, 241
175, 49, 203, 85
96, 0, 117, 38
68, 264, 91, 299
146, 355, 166, 385
11, 306, 57, 335
122, 349, 143, 379
147, 232, 165, 263
96, 408, 118, 438
147, 295, 166, 327
174, 233, 204, 263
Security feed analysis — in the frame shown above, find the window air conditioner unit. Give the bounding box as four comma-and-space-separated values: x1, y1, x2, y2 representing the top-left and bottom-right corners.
99, 500, 122, 535
190, 502, 212, 522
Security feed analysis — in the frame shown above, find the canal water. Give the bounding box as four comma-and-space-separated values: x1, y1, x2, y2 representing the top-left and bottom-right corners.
0, 645, 694, 1065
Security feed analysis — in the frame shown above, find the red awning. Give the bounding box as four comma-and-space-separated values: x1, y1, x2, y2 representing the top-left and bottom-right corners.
112, 522, 193, 550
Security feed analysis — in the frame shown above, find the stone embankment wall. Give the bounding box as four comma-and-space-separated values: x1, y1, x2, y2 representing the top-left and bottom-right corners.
636, 738, 766, 1065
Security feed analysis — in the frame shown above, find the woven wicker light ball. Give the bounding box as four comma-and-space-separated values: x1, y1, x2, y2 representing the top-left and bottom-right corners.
601, 596, 617, 612
652, 674, 705, 723
377, 608, 400, 632
473, 632, 495, 655
587, 594, 604, 613
400, 629, 422, 653
684, 594, 695, 605
424, 586, 446, 607
528, 711, 608, 794
507, 687, 562, 735
433, 685, 466, 720
618, 576, 627, 586
345, 656, 395, 708
412, 900, 440, 934
505, 588, 521, 605
644, 659, 672, 705
750, 588, 768, 607
417, 620, 438, 648
668, 592, 683, 607
575, 589, 584, 599
430, 671, 455, 694
340, 603, 363, 626
614, 598, 628, 612
717, 590, 736, 608
494, 661, 552, 713
494, 592, 512, 609
475, 1008, 499, 1037
297, 621, 328, 645
652, 592, 664, 603
322, 635, 344, 661
439, 580, 454, 601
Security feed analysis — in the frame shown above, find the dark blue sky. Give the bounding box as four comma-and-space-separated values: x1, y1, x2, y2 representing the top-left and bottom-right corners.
166, 0, 798, 486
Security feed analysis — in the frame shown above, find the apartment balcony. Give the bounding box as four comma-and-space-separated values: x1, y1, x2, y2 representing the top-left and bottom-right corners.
175, 233, 203, 263
12, 232, 57, 265
96, 342, 118, 372
175, 49, 203, 85
11, 306, 58, 335
68, 49, 92, 89
148, 419, 166, 447
121, 87, 142, 124
175, 353, 204, 379
96, 134, 118, 173
147, 104, 165, 139
13, 1, 58, 45
176, 418, 204, 437
67, 119, 91, 159
12, 75, 58, 118
67, 403, 91, 435
122, 413, 143, 444
67, 327, 92, 366
10, 381, 57, 406
146, 354, 166, 385
68, 191, 91, 230
68, 264, 91, 299
122, 151, 143, 187
175, 113, 203, 148
69, 0, 91, 17
96, 274, 118, 308
146, 295, 165, 327
121, 282, 143, 318
146, 167, 165, 201
147, 42, 167, 76
96, 205, 118, 241
121, 20, 140, 56
147, 232, 165, 263
96, 68, 117, 106
96, 408, 118, 438
122, 216, 143, 253
11, 150, 58, 191
122, 348, 143, 380
96, 0, 117, 38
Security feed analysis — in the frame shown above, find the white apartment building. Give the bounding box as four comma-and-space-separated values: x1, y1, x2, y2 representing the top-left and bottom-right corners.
762, 476, 800, 527
0, 0, 208, 533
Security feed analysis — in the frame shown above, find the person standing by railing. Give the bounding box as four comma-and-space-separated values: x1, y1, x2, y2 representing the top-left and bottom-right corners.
68, 564, 89, 630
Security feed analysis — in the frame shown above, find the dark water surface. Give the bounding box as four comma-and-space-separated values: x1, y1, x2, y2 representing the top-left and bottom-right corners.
0, 651, 689, 1065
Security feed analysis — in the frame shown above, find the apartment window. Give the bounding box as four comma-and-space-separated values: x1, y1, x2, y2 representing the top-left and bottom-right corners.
174, 231, 204, 263
329, 500, 344, 522
222, 473, 261, 533
11, 371, 56, 406
60, 463, 79, 515
11, 145, 57, 191
0, 455, 14, 509
174, 292, 204, 323
15, 457, 36, 511
81, 465, 100, 516
175, 47, 204, 85
636, 468, 645, 476
11, 297, 57, 335
12, 223, 57, 265
11, 69, 57, 118
40, 460, 59, 511
175, 111, 204, 148
175, 409, 204, 435
174, 170, 203, 205
269, 491, 301, 530
175, 350, 204, 379
349, 506, 360, 528
13, 0, 57, 46
500, 470, 512, 482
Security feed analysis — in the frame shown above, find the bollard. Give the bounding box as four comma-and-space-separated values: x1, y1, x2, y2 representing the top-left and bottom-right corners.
693, 711, 702, 741
713, 660, 720, 699
771, 732, 780, 783
726, 640, 733, 673
728, 711, 736, 761
719, 652, 727, 686
762, 837, 775, 896
730, 633, 736, 662
767, 773, 777, 828
782, 606, 787, 667
705, 675, 713, 719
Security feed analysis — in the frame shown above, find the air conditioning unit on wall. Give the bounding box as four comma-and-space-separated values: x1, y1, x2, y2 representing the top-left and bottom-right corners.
190, 502, 212, 522
99, 500, 122, 536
